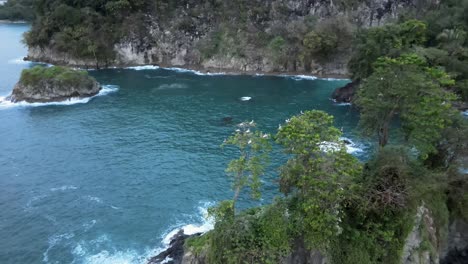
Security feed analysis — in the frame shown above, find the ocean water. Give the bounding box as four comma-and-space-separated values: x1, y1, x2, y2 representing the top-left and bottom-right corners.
0, 23, 365, 263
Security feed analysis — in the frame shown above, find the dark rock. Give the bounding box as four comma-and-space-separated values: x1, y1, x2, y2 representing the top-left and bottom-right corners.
148, 230, 201, 264
222, 117, 233, 124
331, 81, 359, 104
441, 248, 468, 264
342, 139, 353, 145
453, 101, 468, 112
281, 238, 327, 264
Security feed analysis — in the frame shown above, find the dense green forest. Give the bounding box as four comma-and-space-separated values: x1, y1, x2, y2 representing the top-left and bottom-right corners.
0, 0, 34, 21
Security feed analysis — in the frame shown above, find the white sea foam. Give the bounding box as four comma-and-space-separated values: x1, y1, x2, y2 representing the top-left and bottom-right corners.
161, 257, 174, 264
50, 185, 78, 192
67, 203, 214, 264
161, 202, 214, 246
319, 137, 364, 154
126, 65, 160, 70
24, 194, 48, 211
8, 57, 30, 65
156, 83, 188, 90
71, 235, 149, 264
83, 220, 97, 232
43, 233, 75, 262
463, 110, 468, 117
291, 75, 318, 81
0, 85, 118, 109
335, 102, 352, 106
81, 249, 143, 264
165, 67, 225, 76
240, 96, 252, 101
321, 77, 350, 81
340, 137, 364, 154
84, 195, 103, 204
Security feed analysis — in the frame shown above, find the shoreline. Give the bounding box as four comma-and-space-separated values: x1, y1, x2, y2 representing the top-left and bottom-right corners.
23, 57, 351, 80
0, 20, 29, 24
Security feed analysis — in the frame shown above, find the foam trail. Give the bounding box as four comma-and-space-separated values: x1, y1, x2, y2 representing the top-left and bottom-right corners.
291, 75, 318, 81
43, 233, 75, 262
335, 102, 352, 106
84, 195, 103, 204
0, 85, 118, 109
8, 57, 30, 65
50, 185, 78, 192
126, 65, 160, 70
164, 67, 225, 76
156, 83, 188, 90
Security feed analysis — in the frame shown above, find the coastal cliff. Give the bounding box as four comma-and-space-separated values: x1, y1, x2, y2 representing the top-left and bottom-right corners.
153, 210, 468, 264
25, 0, 438, 74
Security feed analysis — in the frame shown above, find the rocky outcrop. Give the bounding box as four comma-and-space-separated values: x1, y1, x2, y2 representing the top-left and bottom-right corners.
331, 81, 359, 103
148, 231, 202, 264
155, 208, 467, 264
401, 206, 439, 264
26, 0, 439, 75
441, 219, 468, 264
281, 239, 327, 264
7, 68, 101, 103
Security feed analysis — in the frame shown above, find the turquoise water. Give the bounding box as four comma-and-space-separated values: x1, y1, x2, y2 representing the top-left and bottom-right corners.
0, 23, 364, 263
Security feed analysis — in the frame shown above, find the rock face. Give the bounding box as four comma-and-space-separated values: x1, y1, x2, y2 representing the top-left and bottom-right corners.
8, 80, 101, 103
7, 67, 101, 103
331, 81, 359, 103
441, 219, 468, 264
26, 0, 438, 75
401, 206, 439, 264
148, 230, 202, 264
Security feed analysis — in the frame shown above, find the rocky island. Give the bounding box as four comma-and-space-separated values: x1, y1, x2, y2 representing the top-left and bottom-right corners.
7, 66, 101, 103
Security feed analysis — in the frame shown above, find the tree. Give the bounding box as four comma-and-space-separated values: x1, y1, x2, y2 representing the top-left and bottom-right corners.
222, 121, 271, 213
349, 20, 427, 80
276, 110, 362, 249
356, 54, 457, 157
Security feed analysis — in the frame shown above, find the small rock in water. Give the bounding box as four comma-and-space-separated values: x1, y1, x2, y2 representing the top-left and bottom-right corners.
7, 66, 101, 103
342, 139, 353, 145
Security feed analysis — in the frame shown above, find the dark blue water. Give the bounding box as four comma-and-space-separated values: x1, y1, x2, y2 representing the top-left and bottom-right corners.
0, 23, 363, 263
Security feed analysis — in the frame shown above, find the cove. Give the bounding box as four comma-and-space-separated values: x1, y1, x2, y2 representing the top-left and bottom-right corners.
0, 23, 366, 263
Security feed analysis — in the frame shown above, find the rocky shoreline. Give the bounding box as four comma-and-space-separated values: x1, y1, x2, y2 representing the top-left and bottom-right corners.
148, 230, 202, 264
23, 55, 350, 80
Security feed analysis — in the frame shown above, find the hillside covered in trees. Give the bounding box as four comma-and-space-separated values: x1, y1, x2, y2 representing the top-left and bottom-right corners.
23, 0, 437, 74
0, 0, 34, 21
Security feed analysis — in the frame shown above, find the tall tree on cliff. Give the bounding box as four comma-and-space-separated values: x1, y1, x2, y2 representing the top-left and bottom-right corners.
356, 54, 457, 157
220, 121, 271, 214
